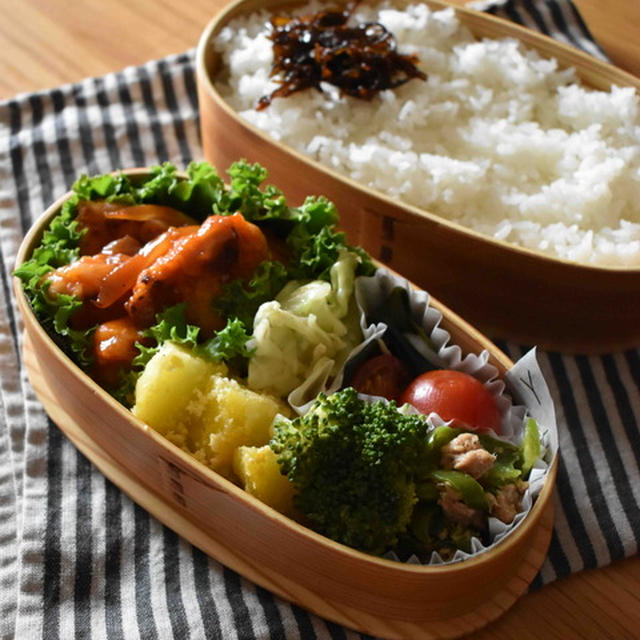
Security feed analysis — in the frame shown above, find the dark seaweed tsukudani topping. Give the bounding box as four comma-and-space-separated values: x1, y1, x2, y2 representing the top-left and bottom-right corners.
256, 3, 427, 110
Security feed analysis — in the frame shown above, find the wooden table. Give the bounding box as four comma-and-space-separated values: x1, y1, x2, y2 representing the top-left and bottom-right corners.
2, 1, 640, 638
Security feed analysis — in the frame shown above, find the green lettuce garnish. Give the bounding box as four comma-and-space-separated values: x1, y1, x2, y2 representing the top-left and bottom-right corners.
13, 198, 91, 364
214, 260, 290, 329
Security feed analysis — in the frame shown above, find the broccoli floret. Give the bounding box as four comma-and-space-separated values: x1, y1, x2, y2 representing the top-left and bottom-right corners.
270, 387, 430, 555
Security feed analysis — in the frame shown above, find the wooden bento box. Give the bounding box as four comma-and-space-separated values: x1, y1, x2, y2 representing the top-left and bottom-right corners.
196, 0, 640, 353
14, 168, 557, 640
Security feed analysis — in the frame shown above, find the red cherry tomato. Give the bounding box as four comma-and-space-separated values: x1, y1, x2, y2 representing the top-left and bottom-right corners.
350, 354, 411, 403
400, 369, 502, 433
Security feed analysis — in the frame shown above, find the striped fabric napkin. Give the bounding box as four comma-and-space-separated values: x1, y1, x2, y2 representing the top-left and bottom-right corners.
0, 1, 638, 639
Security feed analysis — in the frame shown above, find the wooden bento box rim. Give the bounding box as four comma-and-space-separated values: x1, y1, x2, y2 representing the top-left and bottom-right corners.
14, 167, 556, 580
195, 0, 640, 277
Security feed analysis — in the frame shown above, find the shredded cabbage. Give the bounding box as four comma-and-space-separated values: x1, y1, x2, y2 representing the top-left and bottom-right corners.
247, 250, 361, 397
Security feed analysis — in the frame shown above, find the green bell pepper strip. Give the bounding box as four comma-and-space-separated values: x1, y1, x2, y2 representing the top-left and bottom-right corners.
429, 469, 488, 511
427, 425, 462, 450
420, 425, 462, 470
478, 433, 521, 458
481, 460, 521, 488
477, 432, 522, 489
520, 417, 541, 477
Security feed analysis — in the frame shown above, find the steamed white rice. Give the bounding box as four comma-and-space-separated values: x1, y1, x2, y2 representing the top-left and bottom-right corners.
214, 2, 640, 267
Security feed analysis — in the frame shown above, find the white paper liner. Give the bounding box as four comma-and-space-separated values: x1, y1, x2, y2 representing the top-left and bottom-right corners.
285, 267, 558, 565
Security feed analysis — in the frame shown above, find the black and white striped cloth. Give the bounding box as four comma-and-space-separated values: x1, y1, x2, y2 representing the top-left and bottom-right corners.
1, 1, 637, 638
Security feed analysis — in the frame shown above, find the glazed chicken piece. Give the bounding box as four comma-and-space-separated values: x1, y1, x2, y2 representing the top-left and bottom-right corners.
92, 225, 198, 311
93, 317, 148, 365
91, 317, 151, 387
440, 433, 496, 479
47, 211, 267, 330
45, 201, 196, 302
45, 210, 269, 384
125, 213, 268, 331
46, 252, 132, 300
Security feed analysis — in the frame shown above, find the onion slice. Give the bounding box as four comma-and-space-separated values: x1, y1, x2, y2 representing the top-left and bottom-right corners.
103, 204, 197, 226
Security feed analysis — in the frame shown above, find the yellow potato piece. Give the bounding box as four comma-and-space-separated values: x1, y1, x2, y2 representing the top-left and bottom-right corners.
233, 445, 296, 517
132, 342, 227, 445
190, 375, 283, 479
132, 341, 284, 480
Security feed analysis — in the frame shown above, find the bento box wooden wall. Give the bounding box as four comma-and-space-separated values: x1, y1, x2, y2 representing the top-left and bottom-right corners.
196, 0, 640, 353
15, 172, 557, 640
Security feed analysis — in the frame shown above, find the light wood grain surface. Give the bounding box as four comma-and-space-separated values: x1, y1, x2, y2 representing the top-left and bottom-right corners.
3, 1, 640, 639
1, 0, 639, 98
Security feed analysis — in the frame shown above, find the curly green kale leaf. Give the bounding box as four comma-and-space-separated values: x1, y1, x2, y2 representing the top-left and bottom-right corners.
214, 260, 290, 329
